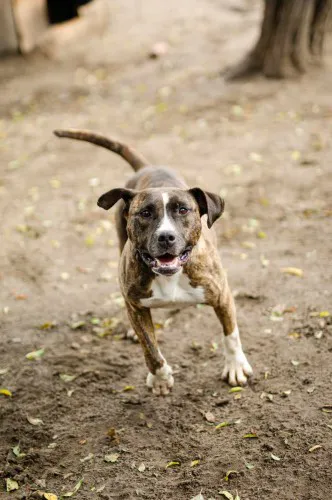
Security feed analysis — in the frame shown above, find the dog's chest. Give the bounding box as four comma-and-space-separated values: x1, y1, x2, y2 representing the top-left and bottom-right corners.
140, 271, 205, 309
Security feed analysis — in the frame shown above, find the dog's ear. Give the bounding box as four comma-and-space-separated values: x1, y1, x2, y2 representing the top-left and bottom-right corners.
97, 188, 137, 210
189, 187, 225, 229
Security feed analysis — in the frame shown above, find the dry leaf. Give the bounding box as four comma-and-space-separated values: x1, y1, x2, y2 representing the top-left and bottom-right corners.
104, 453, 119, 463
309, 445, 322, 453
224, 470, 239, 481
243, 433, 258, 439
165, 461, 180, 468
59, 374, 77, 383
229, 387, 243, 394
80, 453, 94, 463
191, 459, 200, 467
27, 415, 43, 426
204, 411, 216, 422
215, 422, 230, 430
138, 463, 146, 472
63, 479, 83, 497
12, 445, 26, 458
0, 388, 12, 397
26, 348, 45, 360
44, 494, 58, 500
281, 267, 303, 277
219, 491, 233, 500
6, 478, 19, 492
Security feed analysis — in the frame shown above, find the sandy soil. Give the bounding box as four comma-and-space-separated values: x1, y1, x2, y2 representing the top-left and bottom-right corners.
0, 1, 332, 499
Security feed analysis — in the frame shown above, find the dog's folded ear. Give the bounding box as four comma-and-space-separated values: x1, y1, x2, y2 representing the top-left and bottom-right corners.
189, 188, 225, 228
97, 188, 137, 210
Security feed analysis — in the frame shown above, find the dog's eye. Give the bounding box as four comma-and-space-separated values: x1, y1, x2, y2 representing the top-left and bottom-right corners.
179, 207, 189, 215
140, 210, 152, 219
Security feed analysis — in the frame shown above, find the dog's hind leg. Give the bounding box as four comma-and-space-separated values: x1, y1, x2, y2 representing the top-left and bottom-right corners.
213, 286, 253, 386
125, 302, 174, 395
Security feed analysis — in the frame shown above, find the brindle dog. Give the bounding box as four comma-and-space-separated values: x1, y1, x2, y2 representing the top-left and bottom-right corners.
54, 129, 253, 395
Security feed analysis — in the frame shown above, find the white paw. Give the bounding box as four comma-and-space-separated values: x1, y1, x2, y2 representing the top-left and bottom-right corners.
222, 352, 253, 386
146, 363, 174, 396
222, 326, 253, 386
126, 328, 139, 343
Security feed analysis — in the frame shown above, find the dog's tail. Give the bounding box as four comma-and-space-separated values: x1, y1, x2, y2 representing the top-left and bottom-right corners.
53, 129, 149, 172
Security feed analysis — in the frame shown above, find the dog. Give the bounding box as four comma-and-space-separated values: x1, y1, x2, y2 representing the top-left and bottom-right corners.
54, 129, 253, 395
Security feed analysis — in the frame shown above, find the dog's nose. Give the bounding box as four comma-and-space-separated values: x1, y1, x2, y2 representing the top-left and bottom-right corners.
158, 231, 176, 248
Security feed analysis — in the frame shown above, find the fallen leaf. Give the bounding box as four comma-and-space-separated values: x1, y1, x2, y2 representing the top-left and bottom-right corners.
6, 478, 19, 492
204, 411, 216, 422
0, 388, 12, 397
281, 267, 303, 277
27, 415, 43, 426
26, 348, 45, 360
229, 387, 243, 394
38, 322, 57, 330
165, 461, 180, 468
215, 422, 230, 430
85, 235, 95, 247
44, 494, 58, 500
104, 453, 119, 463
270, 453, 281, 461
80, 453, 94, 463
12, 445, 26, 458
319, 311, 330, 318
243, 433, 258, 439
219, 491, 233, 500
123, 385, 135, 392
245, 463, 254, 470
138, 463, 145, 472
59, 374, 77, 383
190, 494, 204, 500
70, 321, 86, 330
288, 331, 301, 339
224, 470, 239, 481
309, 445, 322, 453
291, 150, 301, 161
191, 459, 200, 467
62, 479, 83, 497
257, 231, 266, 239
249, 152, 262, 162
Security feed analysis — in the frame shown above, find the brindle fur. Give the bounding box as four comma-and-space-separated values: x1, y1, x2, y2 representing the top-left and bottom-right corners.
54, 129, 241, 387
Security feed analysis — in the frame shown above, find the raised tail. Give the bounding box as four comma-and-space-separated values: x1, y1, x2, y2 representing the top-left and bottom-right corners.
53, 129, 149, 172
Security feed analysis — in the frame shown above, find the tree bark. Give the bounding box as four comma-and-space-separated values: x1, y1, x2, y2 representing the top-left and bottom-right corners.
225, 0, 332, 80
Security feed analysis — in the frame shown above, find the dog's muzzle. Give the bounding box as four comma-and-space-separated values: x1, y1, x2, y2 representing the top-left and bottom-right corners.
139, 248, 192, 276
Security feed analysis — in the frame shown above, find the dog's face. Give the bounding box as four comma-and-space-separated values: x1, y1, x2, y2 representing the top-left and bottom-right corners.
98, 187, 224, 275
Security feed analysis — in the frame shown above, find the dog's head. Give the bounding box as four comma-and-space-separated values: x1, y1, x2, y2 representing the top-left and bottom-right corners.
98, 187, 224, 275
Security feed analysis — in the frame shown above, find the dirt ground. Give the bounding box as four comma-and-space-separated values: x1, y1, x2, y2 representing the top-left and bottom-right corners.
1, 1, 332, 499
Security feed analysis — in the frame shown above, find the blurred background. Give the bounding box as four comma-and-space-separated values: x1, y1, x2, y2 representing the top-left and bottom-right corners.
0, 1, 331, 499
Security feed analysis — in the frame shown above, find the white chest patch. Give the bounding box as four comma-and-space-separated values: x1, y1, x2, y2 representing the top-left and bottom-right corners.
140, 270, 206, 309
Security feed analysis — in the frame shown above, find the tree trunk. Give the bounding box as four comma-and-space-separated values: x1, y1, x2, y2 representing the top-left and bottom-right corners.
225, 0, 332, 80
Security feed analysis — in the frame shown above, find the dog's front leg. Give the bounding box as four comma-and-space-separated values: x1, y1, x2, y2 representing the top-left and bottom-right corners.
213, 286, 253, 386
126, 302, 174, 395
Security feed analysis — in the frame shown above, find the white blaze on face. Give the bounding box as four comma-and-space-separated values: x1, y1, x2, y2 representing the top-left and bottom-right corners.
157, 192, 176, 233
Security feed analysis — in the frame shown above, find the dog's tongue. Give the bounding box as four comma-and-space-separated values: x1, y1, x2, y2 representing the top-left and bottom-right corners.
158, 254, 177, 265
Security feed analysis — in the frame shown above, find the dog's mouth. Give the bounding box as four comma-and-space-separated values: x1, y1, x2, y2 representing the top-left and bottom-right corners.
140, 248, 192, 275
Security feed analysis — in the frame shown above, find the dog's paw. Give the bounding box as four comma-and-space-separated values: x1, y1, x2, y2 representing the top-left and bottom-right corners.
125, 328, 139, 343
146, 363, 174, 396
222, 352, 253, 386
